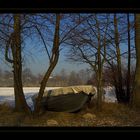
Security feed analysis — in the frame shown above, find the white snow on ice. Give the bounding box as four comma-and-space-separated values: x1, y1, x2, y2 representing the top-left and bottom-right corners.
104, 86, 117, 103
0, 87, 60, 110
0, 86, 117, 110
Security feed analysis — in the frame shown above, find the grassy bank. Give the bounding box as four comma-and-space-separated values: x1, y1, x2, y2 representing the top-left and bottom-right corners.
0, 101, 140, 127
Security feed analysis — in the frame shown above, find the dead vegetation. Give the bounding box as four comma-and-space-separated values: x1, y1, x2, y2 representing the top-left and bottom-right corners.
0, 101, 140, 127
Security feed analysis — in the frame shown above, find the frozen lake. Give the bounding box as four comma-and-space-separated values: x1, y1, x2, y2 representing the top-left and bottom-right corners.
0, 86, 117, 110
0, 87, 60, 110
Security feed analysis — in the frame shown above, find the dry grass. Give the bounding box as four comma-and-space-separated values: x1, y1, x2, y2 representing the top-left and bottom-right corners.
0, 103, 26, 126
0, 101, 140, 127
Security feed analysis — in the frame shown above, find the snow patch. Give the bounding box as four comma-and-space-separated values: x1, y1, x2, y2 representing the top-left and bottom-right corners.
104, 86, 117, 103
0, 87, 60, 110
0, 86, 117, 110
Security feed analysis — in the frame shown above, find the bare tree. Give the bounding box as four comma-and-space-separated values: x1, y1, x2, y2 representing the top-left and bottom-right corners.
132, 14, 140, 108
66, 14, 110, 110
110, 14, 134, 103
113, 14, 124, 103
126, 13, 131, 103
30, 14, 94, 114
5, 14, 31, 114
33, 14, 61, 115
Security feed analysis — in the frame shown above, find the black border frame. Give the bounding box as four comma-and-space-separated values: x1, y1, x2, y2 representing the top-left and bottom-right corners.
0, 0, 140, 133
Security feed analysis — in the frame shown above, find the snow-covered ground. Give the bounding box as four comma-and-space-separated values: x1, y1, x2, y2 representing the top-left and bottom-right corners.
104, 86, 117, 102
0, 87, 60, 110
0, 86, 117, 110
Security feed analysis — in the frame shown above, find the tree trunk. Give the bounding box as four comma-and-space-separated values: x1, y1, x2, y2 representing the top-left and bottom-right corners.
34, 14, 60, 115
127, 13, 131, 103
132, 14, 140, 108
96, 16, 103, 111
12, 14, 31, 114
113, 14, 124, 103
97, 68, 103, 110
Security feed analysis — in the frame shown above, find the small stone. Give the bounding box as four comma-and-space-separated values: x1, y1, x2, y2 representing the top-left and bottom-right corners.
82, 113, 96, 120
47, 119, 59, 126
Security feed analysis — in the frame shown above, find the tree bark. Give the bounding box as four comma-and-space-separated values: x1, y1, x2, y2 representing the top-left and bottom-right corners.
127, 14, 131, 103
113, 14, 124, 103
12, 14, 31, 114
34, 14, 60, 115
96, 16, 103, 111
132, 14, 140, 108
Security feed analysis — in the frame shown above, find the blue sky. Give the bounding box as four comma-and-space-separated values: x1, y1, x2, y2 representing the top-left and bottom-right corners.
1, 41, 134, 76
22, 41, 89, 75
0, 13, 135, 76
0, 39, 89, 75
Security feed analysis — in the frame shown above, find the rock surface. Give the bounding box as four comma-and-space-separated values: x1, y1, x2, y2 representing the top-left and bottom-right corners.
47, 119, 59, 126
82, 113, 96, 120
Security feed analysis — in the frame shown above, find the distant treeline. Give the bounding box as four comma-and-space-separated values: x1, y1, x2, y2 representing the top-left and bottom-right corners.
0, 65, 134, 87
0, 68, 93, 87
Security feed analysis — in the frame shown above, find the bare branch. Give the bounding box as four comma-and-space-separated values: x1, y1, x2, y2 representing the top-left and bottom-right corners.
5, 35, 14, 63
34, 25, 51, 62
